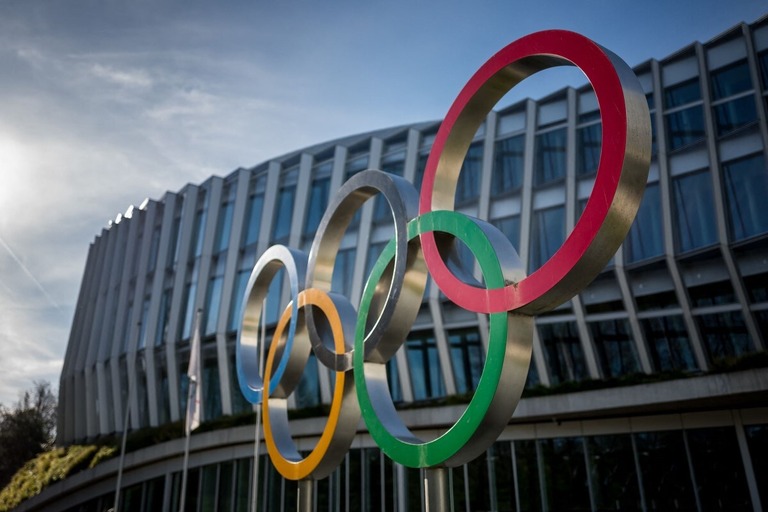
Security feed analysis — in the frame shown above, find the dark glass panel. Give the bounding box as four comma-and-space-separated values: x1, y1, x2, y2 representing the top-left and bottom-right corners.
243, 192, 264, 247
535, 128, 567, 185
664, 77, 701, 108
635, 290, 679, 311
710, 60, 752, 100
688, 280, 736, 307
673, 170, 717, 252
697, 311, 753, 362
539, 322, 588, 385
530, 206, 565, 271
295, 352, 321, 409
577, 122, 602, 175
642, 315, 697, 371
626, 183, 663, 262
489, 442, 516, 512
455, 142, 483, 204
539, 437, 591, 511
234, 459, 251, 512
406, 331, 445, 400
745, 425, 768, 508
386, 357, 402, 403
687, 427, 752, 511
591, 318, 640, 378
332, 248, 356, 297
447, 328, 484, 394
215, 201, 234, 252
203, 352, 222, 420
525, 357, 540, 389
723, 153, 768, 241
144, 476, 165, 511
467, 452, 492, 511
304, 176, 330, 236
492, 215, 521, 252
665, 106, 705, 150
587, 435, 642, 511
635, 430, 696, 510
714, 95, 758, 136
200, 464, 218, 511
760, 50, 768, 89
493, 134, 525, 193
270, 185, 295, 244
514, 439, 542, 512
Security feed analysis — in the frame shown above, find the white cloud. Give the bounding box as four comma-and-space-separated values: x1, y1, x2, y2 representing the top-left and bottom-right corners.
90, 63, 153, 89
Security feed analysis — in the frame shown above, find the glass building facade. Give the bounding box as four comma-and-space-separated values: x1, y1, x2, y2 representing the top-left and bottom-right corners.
34, 17, 768, 512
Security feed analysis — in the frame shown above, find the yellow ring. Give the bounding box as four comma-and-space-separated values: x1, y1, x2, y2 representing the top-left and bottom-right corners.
262, 288, 357, 480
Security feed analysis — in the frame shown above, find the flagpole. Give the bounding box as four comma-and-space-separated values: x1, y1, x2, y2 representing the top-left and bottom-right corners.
179, 309, 203, 512
251, 298, 267, 512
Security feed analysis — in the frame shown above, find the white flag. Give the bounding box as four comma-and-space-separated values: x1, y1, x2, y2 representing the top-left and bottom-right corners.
185, 310, 203, 434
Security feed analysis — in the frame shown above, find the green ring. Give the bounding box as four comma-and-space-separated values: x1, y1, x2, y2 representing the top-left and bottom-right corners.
354, 210, 508, 468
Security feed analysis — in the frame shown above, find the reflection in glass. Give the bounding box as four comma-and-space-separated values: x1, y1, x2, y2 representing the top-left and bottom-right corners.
673, 170, 717, 252
447, 328, 484, 394
665, 106, 705, 150
492, 215, 521, 252
332, 248, 356, 297
406, 332, 445, 400
687, 427, 752, 511
271, 185, 295, 244
539, 322, 588, 385
746, 425, 768, 508
303, 177, 330, 237
696, 311, 753, 362
535, 128, 567, 185
714, 95, 757, 136
587, 435, 642, 511
626, 183, 663, 263
710, 60, 752, 100
723, 153, 768, 241
493, 134, 524, 193
664, 77, 701, 108
243, 191, 264, 247
539, 437, 590, 511
635, 430, 696, 510
295, 352, 321, 409
642, 315, 697, 372
455, 142, 483, 204
577, 122, 601, 175
215, 201, 233, 252
591, 318, 640, 378
530, 206, 565, 271
514, 439, 542, 512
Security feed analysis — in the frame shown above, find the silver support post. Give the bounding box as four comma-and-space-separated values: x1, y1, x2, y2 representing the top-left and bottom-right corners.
297, 478, 314, 512
423, 467, 449, 512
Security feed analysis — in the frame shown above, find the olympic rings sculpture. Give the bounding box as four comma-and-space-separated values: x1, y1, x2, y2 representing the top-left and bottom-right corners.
237, 30, 650, 480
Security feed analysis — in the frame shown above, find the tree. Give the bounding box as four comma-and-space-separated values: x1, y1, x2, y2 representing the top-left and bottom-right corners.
0, 381, 57, 489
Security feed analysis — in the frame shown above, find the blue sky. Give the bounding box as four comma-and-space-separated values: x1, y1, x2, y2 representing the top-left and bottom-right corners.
0, 0, 765, 408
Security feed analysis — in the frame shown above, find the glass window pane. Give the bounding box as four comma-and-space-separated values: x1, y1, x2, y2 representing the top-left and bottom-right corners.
664, 77, 701, 108
586, 435, 642, 511
447, 328, 484, 394
530, 206, 565, 271
535, 128, 566, 185
539, 437, 590, 511
673, 170, 717, 252
493, 134, 524, 193
634, 430, 696, 510
492, 215, 521, 252
244, 193, 264, 246
710, 60, 752, 100
696, 311, 753, 363
489, 442, 516, 511
590, 318, 640, 378
745, 425, 768, 508
665, 105, 705, 150
577, 122, 601, 176
455, 142, 483, 203
228, 270, 250, 332
687, 427, 752, 511
215, 201, 234, 252
203, 352, 222, 420
760, 50, 768, 90
271, 185, 295, 243
332, 248, 356, 297
406, 332, 445, 400
538, 322, 588, 385
626, 182, 664, 262
714, 95, 758, 136
295, 352, 321, 409
204, 275, 223, 335
641, 315, 697, 372
514, 439, 542, 512
304, 177, 330, 237
723, 153, 768, 241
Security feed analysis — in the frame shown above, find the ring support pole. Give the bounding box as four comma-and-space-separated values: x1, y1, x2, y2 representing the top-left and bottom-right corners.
297, 479, 313, 512
423, 468, 449, 512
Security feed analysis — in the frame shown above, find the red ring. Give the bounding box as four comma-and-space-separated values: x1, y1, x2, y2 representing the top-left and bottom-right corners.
419, 30, 638, 314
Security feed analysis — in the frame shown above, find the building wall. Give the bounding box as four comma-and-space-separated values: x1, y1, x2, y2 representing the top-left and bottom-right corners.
48, 17, 768, 512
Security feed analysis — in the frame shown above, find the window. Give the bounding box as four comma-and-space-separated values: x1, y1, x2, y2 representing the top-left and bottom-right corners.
665, 106, 705, 150
491, 215, 521, 252
539, 437, 591, 511
539, 322, 588, 385
455, 142, 483, 204
271, 179, 296, 244
688, 280, 735, 307
642, 316, 697, 371
664, 77, 701, 108
406, 332, 445, 400
586, 435, 642, 511
180, 281, 197, 340
204, 275, 223, 335
493, 135, 524, 193
203, 351, 222, 420
303, 176, 330, 237
697, 311, 753, 362
155, 289, 171, 346
228, 270, 250, 332
760, 50, 768, 89
746, 425, 768, 507
530, 206, 565, 271
345, 149, 369, 179
626, 182, 663, 262
687, 427, 752, 510
634, 430, 696, 510
535, 128, 566, 185
191, 208, 207, 259
447, 328, 484, 394
214, 201, 233, 253
295, 353, 321, 409
710, 60, 752, 100
673, 170, 717, 252
576, 122, 601, 175
137, 297, 150, 350
243, 178, 266, 247
590, 318, 640, 378
713, 95, 757, 136
332, 248, 356, 297
723, 153, 768, 241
